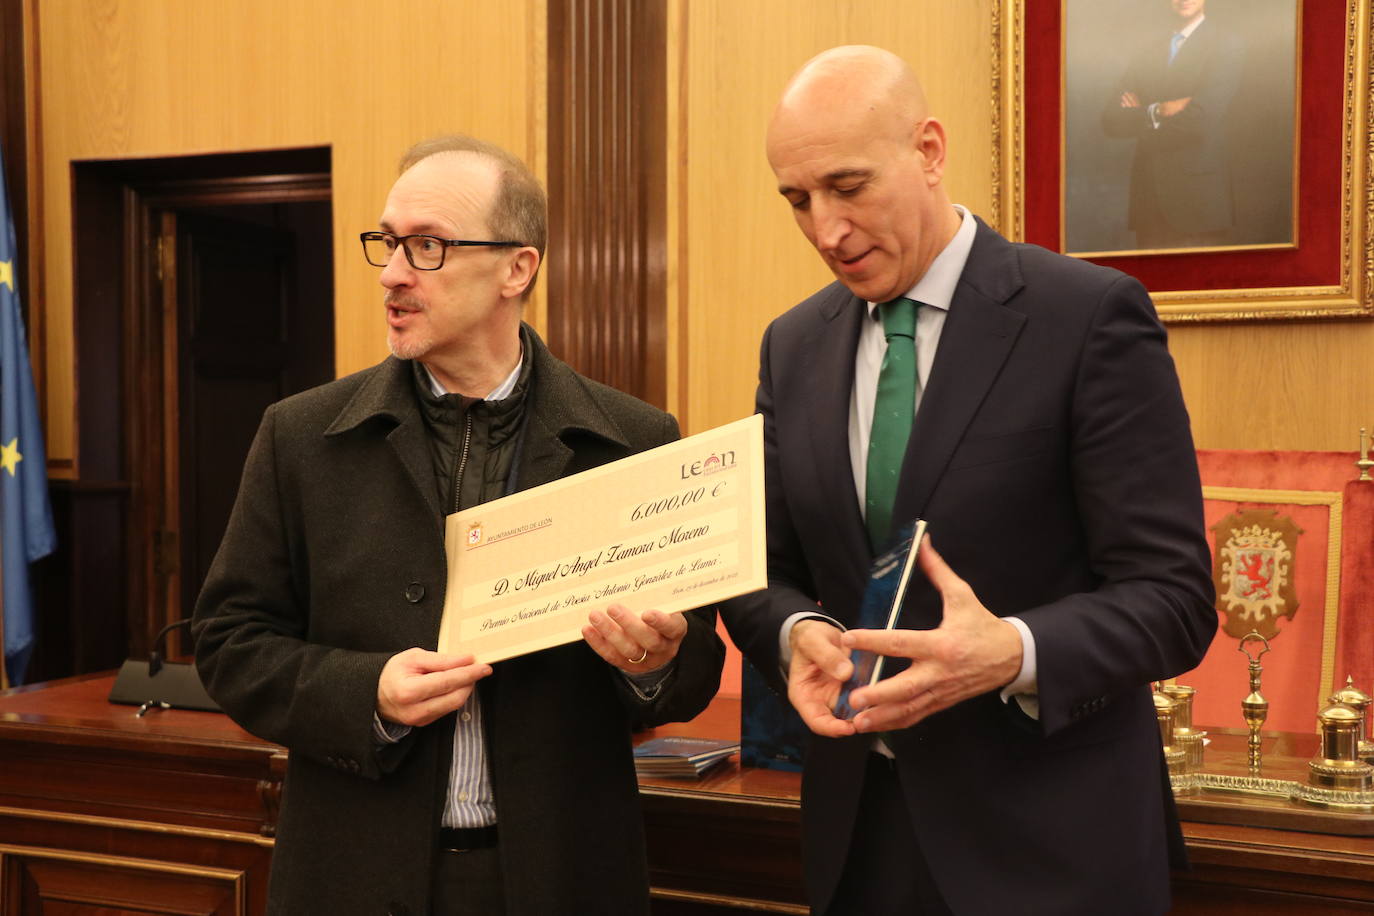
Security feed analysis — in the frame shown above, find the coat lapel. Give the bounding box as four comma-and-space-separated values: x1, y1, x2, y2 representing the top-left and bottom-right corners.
893, 219, 1027, 524
324, 357, 443, 525
517, 410, 575, 489
518, 325, 632, 489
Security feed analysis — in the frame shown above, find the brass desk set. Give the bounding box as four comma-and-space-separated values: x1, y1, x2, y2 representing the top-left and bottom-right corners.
1156, 629, 1374, 816
1153, 432, 1374, 829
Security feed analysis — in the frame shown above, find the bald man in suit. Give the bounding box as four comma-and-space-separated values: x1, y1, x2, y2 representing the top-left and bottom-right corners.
722, 46, 1216, 915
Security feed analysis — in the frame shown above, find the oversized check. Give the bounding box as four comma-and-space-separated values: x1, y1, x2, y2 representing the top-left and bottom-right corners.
437, 414, 765, 663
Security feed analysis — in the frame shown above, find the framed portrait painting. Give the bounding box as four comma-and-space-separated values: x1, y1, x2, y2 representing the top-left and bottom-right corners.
995, 0, 1373, 321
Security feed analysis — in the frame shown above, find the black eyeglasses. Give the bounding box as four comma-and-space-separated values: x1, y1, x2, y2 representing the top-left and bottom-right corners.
359, 231, 522, 271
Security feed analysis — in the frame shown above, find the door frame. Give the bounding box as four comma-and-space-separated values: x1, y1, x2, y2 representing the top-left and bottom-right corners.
70, 153, 329, 663
128, 175, 330, 656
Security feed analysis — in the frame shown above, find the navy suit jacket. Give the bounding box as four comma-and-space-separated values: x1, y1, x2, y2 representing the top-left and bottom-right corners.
722, 218, 1216, 915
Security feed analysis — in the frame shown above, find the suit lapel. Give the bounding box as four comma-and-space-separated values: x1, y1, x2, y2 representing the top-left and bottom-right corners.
801, 287, 871, 575
1174, 18, 1210, 66
892, 220, 1027, 524
1166, 19, 1211, 91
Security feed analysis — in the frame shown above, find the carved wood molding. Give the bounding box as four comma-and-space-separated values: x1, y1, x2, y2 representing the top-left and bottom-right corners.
546, 0, 668, 408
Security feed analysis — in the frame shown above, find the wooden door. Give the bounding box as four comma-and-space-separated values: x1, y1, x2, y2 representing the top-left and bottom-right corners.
169, 211, 298, 623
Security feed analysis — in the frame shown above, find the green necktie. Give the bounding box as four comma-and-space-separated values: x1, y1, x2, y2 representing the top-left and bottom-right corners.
865, 298, 919, 550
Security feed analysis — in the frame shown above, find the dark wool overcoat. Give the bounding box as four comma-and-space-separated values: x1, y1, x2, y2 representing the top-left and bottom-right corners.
194, 328, 724, 916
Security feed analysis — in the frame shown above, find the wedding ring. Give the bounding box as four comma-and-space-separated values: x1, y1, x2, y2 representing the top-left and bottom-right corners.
628, 648, 649, 665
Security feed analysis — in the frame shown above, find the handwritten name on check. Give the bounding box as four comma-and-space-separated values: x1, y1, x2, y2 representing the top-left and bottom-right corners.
437, 414, 765, 663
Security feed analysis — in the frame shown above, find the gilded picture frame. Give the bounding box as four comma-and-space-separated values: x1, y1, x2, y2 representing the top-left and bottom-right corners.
994, 0, 1373, 323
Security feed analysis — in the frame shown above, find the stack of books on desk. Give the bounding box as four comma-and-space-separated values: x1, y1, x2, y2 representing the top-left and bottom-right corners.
633, 736, 740, 778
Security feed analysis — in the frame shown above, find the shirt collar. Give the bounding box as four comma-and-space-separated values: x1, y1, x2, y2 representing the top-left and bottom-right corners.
421, 344, 524, 400
866, 204, 975, 320
1179, 15, 1204, 40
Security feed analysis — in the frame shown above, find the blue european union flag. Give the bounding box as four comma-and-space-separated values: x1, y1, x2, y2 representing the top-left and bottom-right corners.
0, 142, 56, 687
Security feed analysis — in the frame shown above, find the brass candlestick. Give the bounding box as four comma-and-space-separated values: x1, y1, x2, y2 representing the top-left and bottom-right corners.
1239, 631, 1271, 774
1358, 427, 1373, 482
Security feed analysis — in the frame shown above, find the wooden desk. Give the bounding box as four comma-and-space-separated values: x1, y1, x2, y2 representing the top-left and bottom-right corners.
5, 679, 1374, 914
0, 673, 282, 915
638, 698, 1374, 915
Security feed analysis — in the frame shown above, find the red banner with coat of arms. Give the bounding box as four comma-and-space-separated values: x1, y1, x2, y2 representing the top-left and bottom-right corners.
1177, 450, 1374, 735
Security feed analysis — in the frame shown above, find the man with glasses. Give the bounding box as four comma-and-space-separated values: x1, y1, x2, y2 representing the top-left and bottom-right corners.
193, 135, 724, 916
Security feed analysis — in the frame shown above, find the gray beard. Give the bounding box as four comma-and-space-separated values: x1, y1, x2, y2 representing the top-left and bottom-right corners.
386, 292, 431, 361
388, 330, 433, 362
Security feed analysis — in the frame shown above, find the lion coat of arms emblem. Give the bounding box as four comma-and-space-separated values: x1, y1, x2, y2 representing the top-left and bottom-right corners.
1211, 508, 1302, 640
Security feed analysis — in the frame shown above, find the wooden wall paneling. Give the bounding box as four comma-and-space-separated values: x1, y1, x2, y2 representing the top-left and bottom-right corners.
546, 0, 668, 407
1168, 320, 1374, 451
675, 0, 997, 436
1, 0, 28, 312
664, 0, 687, 423
524, 4, 550, 337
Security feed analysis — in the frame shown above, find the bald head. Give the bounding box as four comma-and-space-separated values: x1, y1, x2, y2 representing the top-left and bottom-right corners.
765, 46, 960, 304
769, 45, 928, 152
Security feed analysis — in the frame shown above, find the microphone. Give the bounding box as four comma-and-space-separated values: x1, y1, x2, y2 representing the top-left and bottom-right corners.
146, 618, 192, 677
108, 618, 222, 714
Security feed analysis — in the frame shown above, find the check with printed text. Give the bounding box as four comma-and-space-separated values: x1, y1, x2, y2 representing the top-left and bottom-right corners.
438, 414, 765, 663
